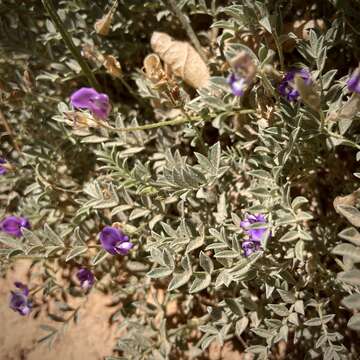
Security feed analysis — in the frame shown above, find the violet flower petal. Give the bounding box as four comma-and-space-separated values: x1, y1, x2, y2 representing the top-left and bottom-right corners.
70, 87, 111, 120
99, 226, 131, 255
0, 216, 31, 237
9, 285, 32, 316
347, 69, 360, 94
0, 157, 7, 175
115, 241, 134, 255
76, 268, 95, 290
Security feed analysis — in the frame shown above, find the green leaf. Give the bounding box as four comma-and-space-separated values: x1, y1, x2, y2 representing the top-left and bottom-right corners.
279, 230, 299, 243
259, 16, 272, 33
147, 267, 173, 279
44, 224, 64, 246
235, 317, 249, 336
199, 251, 214, 273
65, 246, 87, 262
91, 249, 109, 266
348, 314, 360, 331
246, 345, 267, 354
277, 289, 296, 304
338, 269, 360, 286
214, 250, 239, 258
336, 205, 360, 227
338, 227, 360, 246
304, 317, 322, 326
332, 243, 360, 262
291, 196, 309, 210
342, 294, 360, 309
189, 273, 211, 293
268, 304, 289, 317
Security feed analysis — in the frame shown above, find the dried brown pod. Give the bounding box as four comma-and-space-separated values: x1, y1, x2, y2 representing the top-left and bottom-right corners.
94, 1, 117, 36
81, 44, 105, 65
103, 55, 122, 78
150, 32, 209, 89
143, 54, 166, 85
64, 111, 102, 129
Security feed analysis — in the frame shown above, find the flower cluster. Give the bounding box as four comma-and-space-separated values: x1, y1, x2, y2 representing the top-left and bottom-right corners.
347, 68, 360, 94
227, 73, 246, 97
0, 157, 9, 175
70, 87, 111, 120
76, 268, 95, 290
99, 226, 133, 255
240, 214, 267, 257
0, 216, 30, 237
278, 68, 312, 101
9, 282, 32, 316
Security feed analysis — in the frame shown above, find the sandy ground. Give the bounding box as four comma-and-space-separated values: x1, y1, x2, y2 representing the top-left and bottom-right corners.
0, 261, 246, 360
0, 261, 117, 360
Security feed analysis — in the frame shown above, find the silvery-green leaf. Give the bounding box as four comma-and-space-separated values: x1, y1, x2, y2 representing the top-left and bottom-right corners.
338, 227, 360, 246
168, 271, 192, 291
235, 317, 249, 336
348, 314, 360, 331
44, 224, 64, 246
268, 304, 289, 317
22, 228, 42, 246
342, 294, 360, 309
304, 317, 322, 326
189, 272, 211, 293
199, 251, 214, 274
66, 246, 87, 262
336, 205, 360, 227
332, 243, 360, 262
91, 248, 109, 266
337, 270, 360, 286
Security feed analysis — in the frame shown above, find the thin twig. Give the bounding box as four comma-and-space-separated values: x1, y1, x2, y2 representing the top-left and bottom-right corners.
0, 111, 21, 152
99, 109, 255, 133
167, 0, 207, 62
42, 0, 100, 90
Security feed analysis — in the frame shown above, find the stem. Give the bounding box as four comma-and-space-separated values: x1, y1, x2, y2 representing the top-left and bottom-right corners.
0, 111, 21, 152
42, 0, 100, 90
167, 0, 207, 62
100, 109, 255, 133
272, 30, 285, 72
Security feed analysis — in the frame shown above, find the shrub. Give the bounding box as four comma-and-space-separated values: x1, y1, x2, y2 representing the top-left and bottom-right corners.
1, 0, 360, 358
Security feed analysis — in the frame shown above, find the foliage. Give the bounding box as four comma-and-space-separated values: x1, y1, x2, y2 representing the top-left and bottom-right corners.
1, 0, 360, 359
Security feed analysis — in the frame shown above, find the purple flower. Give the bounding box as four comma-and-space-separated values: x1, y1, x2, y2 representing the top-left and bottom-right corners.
0, 157, 8, 175
76, 268, 95, 290
240, 214, 267, 242
347, 68, 360, 94
70, 87, 111, 120
278, 69, 312, 101
240, 213, 268, 257
99, 226, 133, 255
242, 240, 261, 257
227, 73, 246, 96
0, 216, 30, 237
9, 282, 32, 316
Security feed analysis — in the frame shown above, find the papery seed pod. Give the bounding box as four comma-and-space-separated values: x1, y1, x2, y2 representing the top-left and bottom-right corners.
81, 44, 105, 65
103, 55, 122, 78
94, 1, 117, 36
150, 32, 209, 89
143, 54, 166, 85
